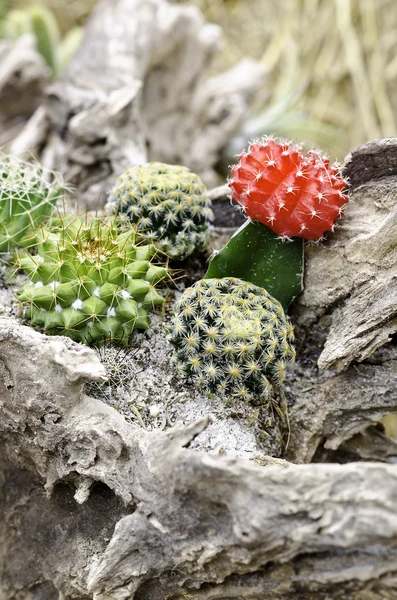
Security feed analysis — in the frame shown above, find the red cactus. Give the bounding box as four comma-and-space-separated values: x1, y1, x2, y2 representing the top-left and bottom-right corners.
229, 138, 349, 240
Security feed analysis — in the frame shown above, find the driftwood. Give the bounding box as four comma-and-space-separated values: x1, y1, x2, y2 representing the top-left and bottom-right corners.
1, 317, 397, 600
0, 35, 49, 147
285, 138, 397, 462
2, 0, 397, 596
10, 0, 265, 210
1, 139, 397, 599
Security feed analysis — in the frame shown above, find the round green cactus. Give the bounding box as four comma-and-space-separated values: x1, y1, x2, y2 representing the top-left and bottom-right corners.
0, 153, 63, 253
16, 218, 167, 345
105, 162, 213, 260
169, 277, 295, 401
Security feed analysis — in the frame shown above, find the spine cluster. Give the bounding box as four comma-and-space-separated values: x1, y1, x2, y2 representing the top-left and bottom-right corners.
229, 138, 349, 240
16, 218, 167, 345
0, 154, 62, 253
168, 277, 295, 401
106, 162, 213, 260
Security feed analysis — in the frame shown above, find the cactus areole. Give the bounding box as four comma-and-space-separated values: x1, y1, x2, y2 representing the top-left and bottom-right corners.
229, 138, 349, 240
106, 162, 213, 260
169, 277, 295, 401
16, 219, 167, 345
0, 154, 62, 253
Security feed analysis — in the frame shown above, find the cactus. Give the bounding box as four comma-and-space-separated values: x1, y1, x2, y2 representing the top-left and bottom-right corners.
0, 154, 63, 253
3, 5, 81, 77
16, 218, 168, 346
85, 344, 137, 400
57, 26, 83, 75
3, 9, 30, 40
106, 162, 213, 260
205, 137, 349, 308
168, 277, 295, 401
229, 137, 349, 240
29, 4, 60, 75
205, 220, 303, 310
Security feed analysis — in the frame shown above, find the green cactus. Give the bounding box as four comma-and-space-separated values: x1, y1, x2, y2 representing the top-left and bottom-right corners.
2, 5, 82, 78
29, 4, 60, 75
0, 154, 63, 253
57, 26, 83, 75
168, 277, 295, 401
16, 218, 168, 345
106, 162, 213, 260
3, 9, 30, 40
205, 220, 303, 310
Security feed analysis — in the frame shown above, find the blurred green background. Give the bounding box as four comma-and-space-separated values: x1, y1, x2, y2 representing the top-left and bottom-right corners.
3, 0, 397, 160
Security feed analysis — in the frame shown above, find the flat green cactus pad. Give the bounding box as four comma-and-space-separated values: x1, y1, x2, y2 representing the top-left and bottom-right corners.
205, 220, 303, 310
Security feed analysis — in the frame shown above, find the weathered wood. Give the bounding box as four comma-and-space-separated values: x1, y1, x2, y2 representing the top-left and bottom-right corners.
281, 139, 397, 461
1, 2, 397, 596
0, 35, 48, 146
1, 317, 397, 600
10, 0, 265, 210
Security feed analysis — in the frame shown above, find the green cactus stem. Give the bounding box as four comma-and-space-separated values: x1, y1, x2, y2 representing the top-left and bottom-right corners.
0, 154, 63, 253
57, 26, 83, 75
16, 218, 168, 346
168, 277, 295, 401
3, 4, 79, 77
205, 220, 303, 310
3, 9, 31, 40
106, 162, 213, 260
29, 4, 60, 75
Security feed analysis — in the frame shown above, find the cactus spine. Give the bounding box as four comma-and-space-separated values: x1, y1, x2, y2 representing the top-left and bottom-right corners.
16, 218, 168, 345
169, 277, 295, 401
0, 154, 63, 253
229, 137, 349, 240
106, 162, 213, 260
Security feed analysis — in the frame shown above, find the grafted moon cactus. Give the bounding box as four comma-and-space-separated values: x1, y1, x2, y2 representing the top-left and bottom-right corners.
16, 218, 167, 345
229, 137, 349, 240
105, 162, 213, 260
168, 277, 295, 401
0, 154, 63, 253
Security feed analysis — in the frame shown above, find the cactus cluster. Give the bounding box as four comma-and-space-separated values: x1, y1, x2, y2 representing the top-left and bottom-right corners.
169, 277, 295, 401
106, 162, 213, 260
229, 138, 349, 240
16, 218, 167, 345
3, 4, 82, 77
0, 154, 62, 253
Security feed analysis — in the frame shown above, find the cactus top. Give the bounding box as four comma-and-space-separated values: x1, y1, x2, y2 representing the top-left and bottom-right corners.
169, 277, 295, 401
16, 218, 167, 345
229, 138, 349, 240
106, 162, 213, 260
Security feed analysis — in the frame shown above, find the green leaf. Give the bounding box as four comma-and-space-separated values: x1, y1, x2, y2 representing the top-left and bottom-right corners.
204, 220, 303, 310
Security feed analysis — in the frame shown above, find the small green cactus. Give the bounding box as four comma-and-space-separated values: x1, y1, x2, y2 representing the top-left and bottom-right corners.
0, 154, 63, 253
168, 277, 295, 401
16, 218, 168, 345
3, 5, 82, 77
57, 26, 83, 75
106, 162, 213, 260
29, 4, 60, 75
3, 8, 29, 40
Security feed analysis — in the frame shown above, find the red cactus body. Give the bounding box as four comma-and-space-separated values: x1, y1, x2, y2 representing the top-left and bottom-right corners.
229, 139, 349, 240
